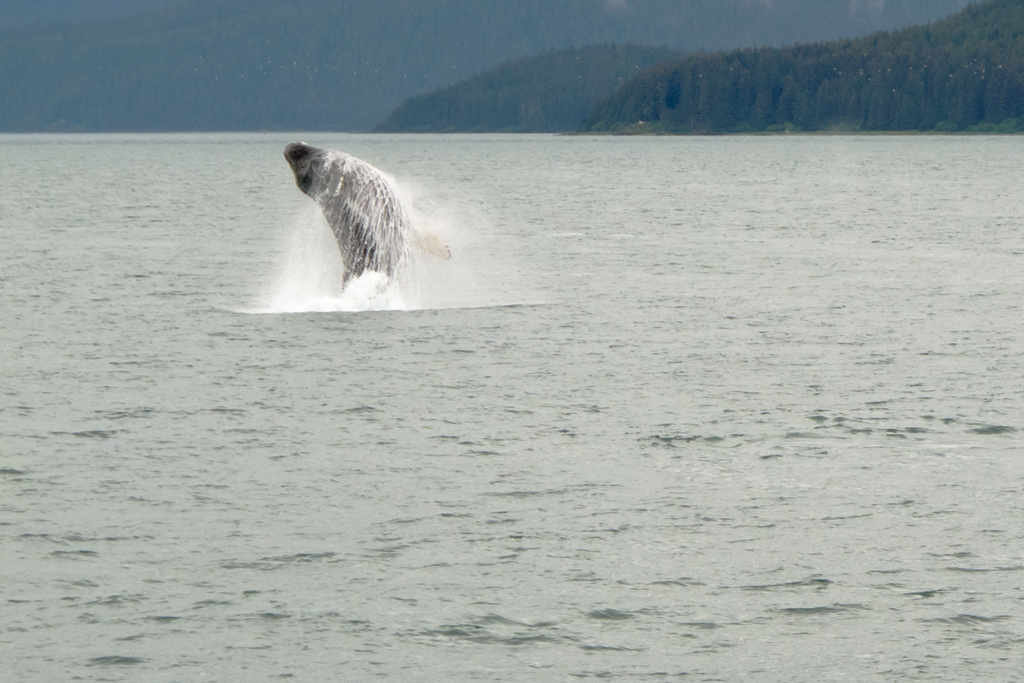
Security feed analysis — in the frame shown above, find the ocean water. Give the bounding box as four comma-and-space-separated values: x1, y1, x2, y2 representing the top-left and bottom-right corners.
2, 133, 1023, 682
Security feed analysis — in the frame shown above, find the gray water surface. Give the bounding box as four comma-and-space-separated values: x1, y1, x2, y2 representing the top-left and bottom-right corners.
2, 133, 1023, 681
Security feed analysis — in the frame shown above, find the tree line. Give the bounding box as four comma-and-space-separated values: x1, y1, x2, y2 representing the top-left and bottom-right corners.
376, 45, 682, 133
581, 0, 1024, 133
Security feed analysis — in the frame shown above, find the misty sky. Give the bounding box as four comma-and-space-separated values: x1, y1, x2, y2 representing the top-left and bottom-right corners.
0, 0, 173, 31
1, 0, 972, 32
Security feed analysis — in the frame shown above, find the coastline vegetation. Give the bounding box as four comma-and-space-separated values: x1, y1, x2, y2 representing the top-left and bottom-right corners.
580, 0, 1024, 134
375, 45, 683, 133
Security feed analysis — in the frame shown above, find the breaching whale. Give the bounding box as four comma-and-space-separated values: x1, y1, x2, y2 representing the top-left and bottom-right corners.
284, 142, 449, 286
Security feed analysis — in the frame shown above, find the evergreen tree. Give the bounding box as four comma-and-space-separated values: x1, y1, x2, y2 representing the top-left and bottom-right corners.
581, 0, 1024, 134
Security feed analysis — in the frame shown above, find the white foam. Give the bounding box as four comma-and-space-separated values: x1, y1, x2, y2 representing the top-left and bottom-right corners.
249, 205, 408, 314
265, 270, 407, 313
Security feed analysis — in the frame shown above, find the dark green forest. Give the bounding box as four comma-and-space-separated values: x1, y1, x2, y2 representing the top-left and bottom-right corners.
582, 0, 1024, 133
376, 45, 682, 133
0, 0, 968, 132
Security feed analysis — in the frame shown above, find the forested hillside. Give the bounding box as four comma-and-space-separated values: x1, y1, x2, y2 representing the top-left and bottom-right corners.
581, 0, 1024, 133
376, 45, 682, 133
0, 0, 968, 132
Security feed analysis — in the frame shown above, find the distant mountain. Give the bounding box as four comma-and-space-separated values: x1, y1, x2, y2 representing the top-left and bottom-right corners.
0, 0, 174, 31
376, 45, 683, 133
0, 0, 970, 132
581, 0, 1024, 134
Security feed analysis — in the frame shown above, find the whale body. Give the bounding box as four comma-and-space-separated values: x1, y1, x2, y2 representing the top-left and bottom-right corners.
284, 142, 448, 286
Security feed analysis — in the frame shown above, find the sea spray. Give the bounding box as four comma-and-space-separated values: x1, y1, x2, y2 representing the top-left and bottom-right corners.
256, 165, 535, 314
260, 204, 408, 313
394, 175, 528, 310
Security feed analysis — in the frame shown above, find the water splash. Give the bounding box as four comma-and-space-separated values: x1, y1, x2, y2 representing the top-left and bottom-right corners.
396, 177, 542, 310
250, 176, 539, 314
267, 269, 408, 313
256, 205, 410, 313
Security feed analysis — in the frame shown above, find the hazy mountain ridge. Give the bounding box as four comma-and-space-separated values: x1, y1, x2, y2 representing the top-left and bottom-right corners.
0, 0, 969, 132
376, 45, 684, 133
581, 0, 1024, 133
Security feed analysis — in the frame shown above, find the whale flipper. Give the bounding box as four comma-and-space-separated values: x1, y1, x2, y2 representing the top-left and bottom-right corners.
416, 231, 451, 260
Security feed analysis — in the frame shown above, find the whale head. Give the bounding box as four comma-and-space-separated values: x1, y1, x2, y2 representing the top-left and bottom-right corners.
284, 142, 322, 195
